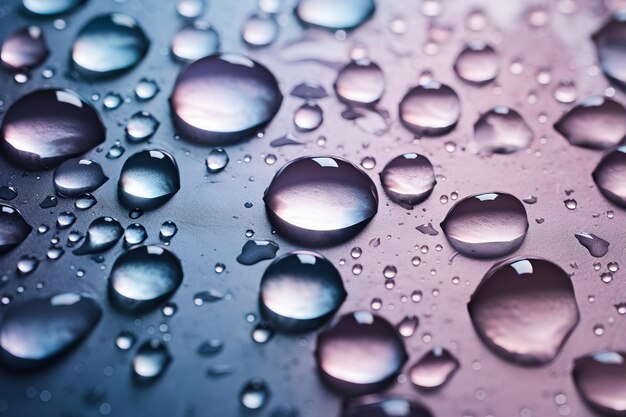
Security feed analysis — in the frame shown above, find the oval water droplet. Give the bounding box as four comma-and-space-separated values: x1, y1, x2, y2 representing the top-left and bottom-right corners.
0, 293, 101, 370
341, 397, 434, 417
594, 11, 626, 89
399, 81, 460, 136
468, 257, 580, 364
264, 156, 378, 246
334, 59, 385, 105
295, 0, 375, 30
71, 14, 149, 79
132, 339, 171, 382
260, 251, 346, 332
379, 153, 436, 209
53, 158, 108, 197
171, 21, 220, 62
118, 149, 180, 210
572, 351, 626, 415
176, 0, 204, 18
0, 204, 31, 255
206, 148, 229, 173
240, 378, 270, 410
242, 14, 279, 47
409, 347, 459, 390
125, 111, 159, 143
22, 0, 85, 15
73, 217, 123, 255
315, 311, 408, 395
593, 145, 626, 208
1, 89, 105, 169
473, 107, 533, 154
453, 41, 499, 84
441, 192, 528, 258
1, 26, 49, 71
108, 245, 183, 313
294, 102, 323, 131
124, 223, 147, 248
171, 53, 282, 145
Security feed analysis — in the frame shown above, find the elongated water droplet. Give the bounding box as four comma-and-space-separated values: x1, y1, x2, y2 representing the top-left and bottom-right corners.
125, 111, 159, 143
472, 107, 533, 154
399, 81, 460, 136
171, 53, 282, 144
593, 12, 626, 89
260, 251, 346, 332
593, 145, 626, 208
0, 293, 101, 370
264, 156, 378, 246
341, 397, 433, 417
441, 192, 528, 258
73, 217, 123, 255
573, 351, 626, 415
468, 257, 580, 364
171, 21, 219, 62
22, 0, 85, 15
132, 339, 171, 382
0, 204, 31, 255
315, 312, 407, 395
1, 26, 49, 71
53, 158, 108, 197
295, 0, 375, 30
453, 41, 499, 84
71, 14, 149, 79
379, 153, 436, 209
240, 379, 270, 410
242, 14, 279, 47
236, 240, 279, 265
109, 245, 183, 313
409, 347, 459, 389
1, 89, 105, 169
118, 149, 180, 210
575, 232, 610, 258
335, 59, 385, 105
294, 102, 323, 131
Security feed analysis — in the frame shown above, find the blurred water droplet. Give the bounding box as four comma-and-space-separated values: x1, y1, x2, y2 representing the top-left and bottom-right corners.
176, 0, 204, 18
380, 153, 436, 209
453, 41, 499, 84
115, 331, 136, 350
132, 339, 171, 382
17, 255, 38, 275
197, 338, 223, 355
397, 315, 419, 337
125, 111, 159, 142
572, 351, 626, 415
243, 14, 279, 47
575, 232, 609, 258
22, 0, 84, 15
399, 81, 460, 136
103, 92, 123, 110
295, 0, 375, 30
409, 347, 460, 389
341, 397, 433, 417
594, 12, 626, 89
291, 82, 327, 99
593, 145, 626, 208
553, 80, 577, 104
1, 26, 49, 71
240, 378, 270, 410
335, 59, 384, 105
171, 21, 219, 62
74, 217, 123, 255
294, 102, 323, 131
0, 186, 17, 201
236, 240, 279, 265
251, 321, 274, 344
53, 158, 108, 197
0, 204, 31, 255
135, 78, 159, 101
472, 107, 533, 154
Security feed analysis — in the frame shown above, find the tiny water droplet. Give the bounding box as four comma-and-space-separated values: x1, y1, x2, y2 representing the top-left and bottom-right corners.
242, 14, 279, 47
134, 78, 159, 101
115, 331, 136, 350
294, 102, 323, 131
251, 321, 274, 344
397, 315, 419, 337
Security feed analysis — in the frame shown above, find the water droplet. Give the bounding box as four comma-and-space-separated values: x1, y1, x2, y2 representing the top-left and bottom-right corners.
295, 0, 375, 31
75, 193, 97, 210
379, 153, 436, 209
243, 14, 279, 47
17, 255, 39, 275
176, 0, 204, 18
315, 312, 408, 395
397, 315, 419, 337
159, 221, 177, 243
251, 321, 274, 344
575, 232, 609, 258
453, 41, 499, 84
409, 347, 460, 389
118, 149, 180, 210
360, 156, 376, 170
194, 290, 224, 305
22, 0, 84, 15
240, 379, 270, 410
1, 26, 49, 71
335, 59, 384, 105
171, 54, 282, 144
0, 204, 31, 255
564, 198, 577, 210
441, 192, 528, 258
593, 12, 626, 89
109, 245, 183, 313
71, 14, 149, 79
593, 145, 626, 208
124, 223, 147, 248
572, 351, 626, 415
341, 397, 433, 417
399, 81, 460, 136
1, 89, 105, 169
553, 80, 577, 104
236, 240, 279, 265
53, 158, 108, 197
291, 82, 328, 100
473, 107, 533, 154
103, 92, 123, 110
260, 251, 346, 332
74, 217, 123, 255
115, 331, 136, 350
132, 339, 171, 382
468, 257, 580, 364
0, 186, 18, 201
0, 293, 101, 370
206, 148, 229, 173
56, 211, 76, 229
125, 111, 159, 143
134, 78, 159, 101
171, 21, 219, 62
197, 338, 223, 355
40, 195, 58, 208
264, 156, 378, 246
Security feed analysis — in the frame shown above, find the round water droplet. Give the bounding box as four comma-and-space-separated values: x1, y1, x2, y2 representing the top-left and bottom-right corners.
453, 41, 499, 84
159, 221, 178, 242
240, 379, 270, 410
441, 192, 528, 258
593, 145, 626, 208
73, 217, 123, 255
468, 257, 580, 364
409, 347, 459, 389
0, 204, 31, 255
399, 81, 460, 136
0, 293, 101, 370
242, 14, 279, 47
108, 245, 183, 313
295, 0, 375, 30
1, 26, 49, 71
171, 21, 219, 62
294, 102, 323, 131
594, 12, 626, 89
555, 96, 626, 150
125, 111, 159, 143
71, 14, 149, 79
341, 397, 433, 417
53, 158, 108, 197
206, 148, 229, 173
473, 107, 533, 154
118, 149, 180, 210
264, 156, 378, 246
22, 0, 85, 15
171, 53, 282, 144
135, 78, 159, 101
260, 251, 346, 332
124, 223, 147, 248
334, 59, 385, 105
573, 351, 626, 415
315, 311, 408, 395
379, 153, 436, 209
1, 89, 105, 169
132, 339, 171, 382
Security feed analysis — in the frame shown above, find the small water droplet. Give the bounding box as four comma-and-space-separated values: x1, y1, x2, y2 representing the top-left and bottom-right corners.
176, 0, 204, 18
453, 41, 499, 84
295, 0, 375, 30
251, 321, 274, 344
125, 111, 159, 143
397, 315, 419, 337
380, 153, 436, 209
242, 14, 279, 47
17, 255, 39, 275
132, 339, 171, 382
564, 198, 577, 210
75, 193, 97, 210
115, 331, 136, 350
334, 59, 384, 105
134, 78, 159, 101
399, 81, 460, 136
409, 347, 460, 389
294, 102, 323, 131
206, 148, 229, 173
240, 379, 270, 410
553, 80, 577, 104
103, 92, 123, 110
171, 21, 219, 62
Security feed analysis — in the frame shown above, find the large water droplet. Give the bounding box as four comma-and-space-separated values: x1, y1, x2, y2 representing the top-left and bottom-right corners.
453, 41, 499, 84
0, 204, 31, 255
1, 89, 105, 169
593, 11, 626, 89
132, 339, 171, 382
71, 14, 149, 79
1, 26, 49, 71
472, 107, 533, 154
108, 245, 183, 313
73, 217, 123, 255
341, 397, 433, 417
118, 149, 180, 210
242, 14, 279, 47
53, 158, 108, 197
334, 59, 385, 105
441, 192, 528, 258
555, 96, 626, 150
171, 21, 220, 62
170, 53, 282, 145
379, 153, 436, 209
572, 351, 626, 415
593, 145, 626, 208
22, 0, 84, 15
0, 293, 101, 370
468, 257, 580, 364
399, 81, 460, 136
264, 156, 378, 246
295, 0, 375, 30
260, 251, 346, 332
408, 347, 459, 390
315, 312, 408, 395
